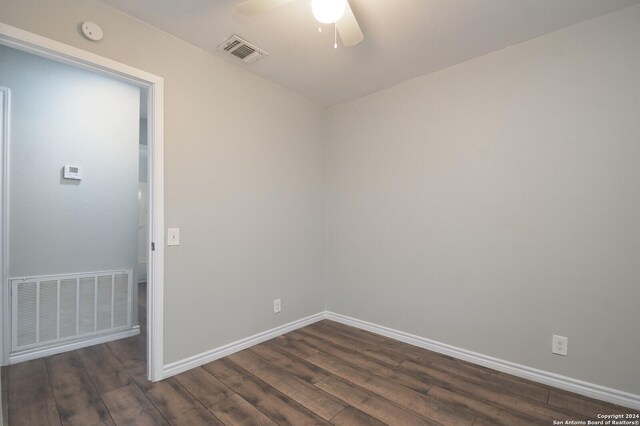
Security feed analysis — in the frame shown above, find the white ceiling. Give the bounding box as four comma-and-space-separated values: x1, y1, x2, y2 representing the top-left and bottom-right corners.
99, 0, 639, 106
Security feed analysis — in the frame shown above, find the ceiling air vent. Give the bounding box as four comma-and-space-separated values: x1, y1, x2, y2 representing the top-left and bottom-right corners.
217, 35, 267, 64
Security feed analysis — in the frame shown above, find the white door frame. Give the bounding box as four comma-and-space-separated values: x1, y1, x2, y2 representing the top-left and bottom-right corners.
0, 86, 9, 372
0, 23, 165, 382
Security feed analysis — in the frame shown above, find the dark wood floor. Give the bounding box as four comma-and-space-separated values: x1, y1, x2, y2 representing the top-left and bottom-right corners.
2, 286, 638, 425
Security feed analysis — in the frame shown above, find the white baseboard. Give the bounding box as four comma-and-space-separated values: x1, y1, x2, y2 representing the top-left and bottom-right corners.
9, 326, 140, 364
160, 310, 640, 410
325, 312, 640, 410
162, 312, 326, 378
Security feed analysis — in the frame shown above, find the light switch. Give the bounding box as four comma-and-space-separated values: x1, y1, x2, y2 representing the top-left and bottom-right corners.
167, 228, 180, 246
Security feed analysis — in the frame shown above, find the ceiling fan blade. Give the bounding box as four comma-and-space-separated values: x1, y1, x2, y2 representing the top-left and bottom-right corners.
237, 0, 297, 15
337, 0, 364, 47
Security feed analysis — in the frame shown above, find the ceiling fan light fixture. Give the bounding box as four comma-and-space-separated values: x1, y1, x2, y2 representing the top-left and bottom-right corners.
311, 0, 347, 24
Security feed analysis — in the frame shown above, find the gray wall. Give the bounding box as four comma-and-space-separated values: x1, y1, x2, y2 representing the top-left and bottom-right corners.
326, 5, 640, 394
139, 118, 148, 182
0, 45, 139, 278
0, 0, 326, 364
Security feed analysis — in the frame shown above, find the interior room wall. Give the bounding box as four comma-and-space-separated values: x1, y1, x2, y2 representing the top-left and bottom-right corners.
326, 5, 640, 394
0, 0, 326, 364
136, 117, 148, 326
0, 45, 139, 278
2, 0, 637, 399
138, 118, 148, 274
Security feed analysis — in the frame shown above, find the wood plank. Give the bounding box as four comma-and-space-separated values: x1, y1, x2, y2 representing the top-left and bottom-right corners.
123, 361, 151, 393
270, 334, 319, 359
229, 350, 290, 388
249, 343, 329, 384
285, 330, 310, 341
315, 375, 437, 425
389, 338, 548, 391
306, 352, 475, 426
142, 377, 224, 425
7, 360, 61, 426
45, 352, 113, 426
106, 340, 151, 395
295, 330, 397, 376
101, 383, 169, 426
316, 321, 388, 346
428, 385, 544, 426
106, 336, 147, 376
316, 321, 408, 367
473, 417, 498, 426
377, 339, 550, 402
8, 358, 48, 381
362, 345, 409, 367
284, 383, 348, 422
330, 406, 387, 426
174, 367, 234, 408
295, 330, 435, 395
46, 352, 90, 390
548, 389, 636, 418
314, 321, 406, 366
89, 420, 115, 426
214, 363, 329, 425
51, 382, 113, 426
228, 349, 346, 420
399, 359, 576, 422
301, 324, 377, 355
76, 344, 134, 394
209, 393, 276, 425
201, 358, 237, 376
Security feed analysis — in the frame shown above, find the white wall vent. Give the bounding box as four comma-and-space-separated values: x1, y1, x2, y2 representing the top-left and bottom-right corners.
217, 35, 268, 63
10, 270, 133, 354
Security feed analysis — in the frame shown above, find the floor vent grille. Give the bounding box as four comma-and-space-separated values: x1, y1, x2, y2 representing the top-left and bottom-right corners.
10, 270, 133, 354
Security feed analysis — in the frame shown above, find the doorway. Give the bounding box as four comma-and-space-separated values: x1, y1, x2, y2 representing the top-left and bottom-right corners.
0, 23, 165, 382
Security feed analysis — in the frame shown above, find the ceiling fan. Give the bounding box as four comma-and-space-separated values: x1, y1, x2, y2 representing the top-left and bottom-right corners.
237, 0, 364, 48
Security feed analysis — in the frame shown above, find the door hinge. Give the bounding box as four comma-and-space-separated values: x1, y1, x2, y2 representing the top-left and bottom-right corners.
151, 242, 155, 251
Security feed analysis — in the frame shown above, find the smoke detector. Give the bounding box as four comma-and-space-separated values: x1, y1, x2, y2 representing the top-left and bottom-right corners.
217, 35, 267, 64
81, 21, 103, 42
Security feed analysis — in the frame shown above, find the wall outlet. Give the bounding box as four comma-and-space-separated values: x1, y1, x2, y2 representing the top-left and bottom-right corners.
552, 335, 568, 356
273, 299, 281, 314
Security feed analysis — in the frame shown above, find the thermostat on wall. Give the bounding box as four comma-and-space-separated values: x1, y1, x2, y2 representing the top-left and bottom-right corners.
63, 165, 83, 180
